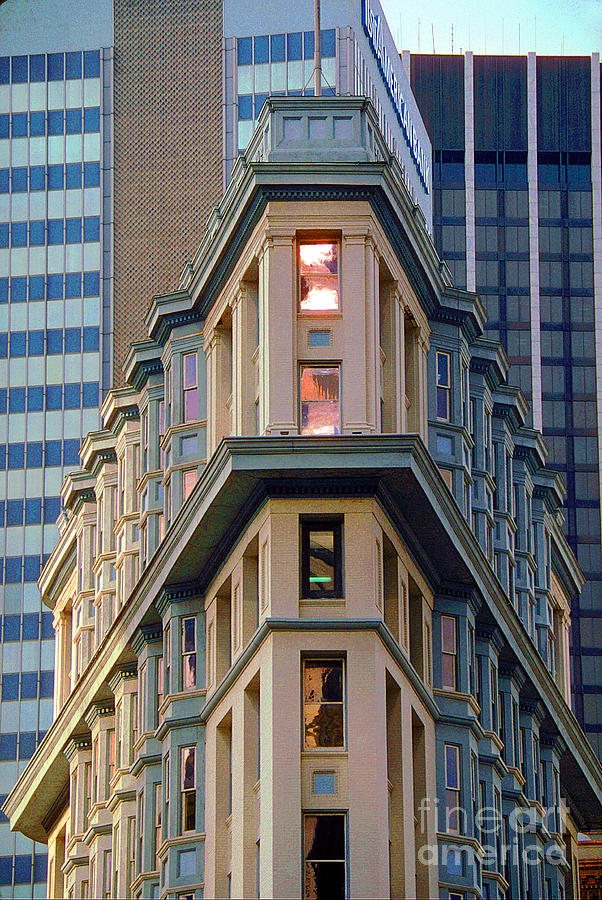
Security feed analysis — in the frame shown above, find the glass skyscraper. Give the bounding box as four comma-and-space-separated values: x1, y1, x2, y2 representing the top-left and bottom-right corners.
0, 1, 112, 893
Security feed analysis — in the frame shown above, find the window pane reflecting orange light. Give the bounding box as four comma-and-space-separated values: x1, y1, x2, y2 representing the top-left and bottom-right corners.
299, 243, 339, 311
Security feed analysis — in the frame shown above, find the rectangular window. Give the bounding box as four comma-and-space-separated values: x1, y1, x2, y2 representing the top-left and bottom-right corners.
181, 617, 197, 690
445, 744, 461, 834
303, 658, 344, 749
183, 468, 197, 500
441, 615, 457, 691
301, 519, 343, 599
304, 813, 346, 900
157, 657, 164, 724
154, 783, 162, 862
183, 353, 198, 422
300, 365, 340, 436
298, 242, 339, 312
436, 352, 451, 420
181, 746, 196, 833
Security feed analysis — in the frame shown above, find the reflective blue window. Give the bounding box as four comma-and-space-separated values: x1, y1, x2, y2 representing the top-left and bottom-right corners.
9, 333, 26, 357
65, 162, 82, 188
65, 50, 82, 79
13, 852, 32, 882
11, 222, 27, 247
44, 498, 61, 525
29, 275, 44, 300
46, 385, 62, 409
254, 94, 268, 118
46, 329, 63, 354
29, 220, 45, 246
84, 107, 100, 132
237, 36, 252, 65
83, 382, 99, 407
5, 558, 22, 582
7, 444, 24, 469
29, 110, 45, 136
27, 387, 43, 411
83, 327, 99, 351
0, 115, 8, 138
238, 95, 253, 120
65, 217, 82, 243
8, 388, 25, 413
65, 327, 81, 351
11, 167, 27, 191
0, 446, 5, 468
39, 671, 53, 697
47, 52, 64, 80
11, 112, 27, 137
83, 216, 100, 241
1, 674, 18, 700
83, 49, 100, 78
303, 31, 314, 59
0, 225, 7, 248
23, 557, 40, 583
0, 733, 17, 760
47, 109, 64, 135
66, 108, 82, 134
30, 165, 45, 190
30, 54, 45, 82
0, 58, 8, 84
83, 270, 100, 295
271, 34, 285, 62
64, 439, 80, 465
21, 673, 37, 699
321, 29, 336, 57
25, 498, 41, 523
0, 334, 7, 357
27, 442, 43, 467
0, 500, 4, 522
2, 617, 19, 641
10, 277, 27, 302
0, 169, 7, 193
0, 280, 7, 303
18, 732, 36, 760
45, 441, 61, 466
6, 500, 23, 525
0, 391, 5, 413
65, 272, 81, 298
254, 35, 269, 64
48, 164, 64, 190
28, 332, 44, 356
64, 383, 81, 409
47, 274, 63, 298
287, 32, 303, 60
11, 56, 28, 83
83, 161, 100, 187
47, 219, 64, 244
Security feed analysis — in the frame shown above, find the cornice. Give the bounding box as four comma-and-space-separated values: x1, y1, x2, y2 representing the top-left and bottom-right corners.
131, 623, 162, 654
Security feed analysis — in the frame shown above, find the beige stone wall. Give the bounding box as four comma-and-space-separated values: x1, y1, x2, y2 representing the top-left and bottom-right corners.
113, 0, 223, 385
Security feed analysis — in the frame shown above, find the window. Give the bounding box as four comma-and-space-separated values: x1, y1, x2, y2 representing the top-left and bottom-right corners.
181, 617, 196, 690
182, 353, 198, 422
444, 744, 461, 834
304, 813, 346, 900
154, 783, 162, 861
180, 746, 196, 833
436, 352, 451, 420
301, 519, 343, 599
298, 241, 339, 312
183, 469, 197, 500
303, 658, 344, 749
300, 365, 340, 436
441, 615, 457, 691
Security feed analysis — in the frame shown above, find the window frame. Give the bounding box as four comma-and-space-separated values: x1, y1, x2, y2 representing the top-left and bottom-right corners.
182, 352, 198, 423
441, 614, 457, 692
181, 616, 197, 691
436, 351, 451, 421
300, 517, 343, 600
297, 238, 341, 314
180, 745, 196, 834
303, 811, 347, 900
299, 363, 341, 437
302, 656, 346, 751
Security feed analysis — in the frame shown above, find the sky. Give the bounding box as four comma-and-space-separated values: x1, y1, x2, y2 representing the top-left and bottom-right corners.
380, 0, 601, 55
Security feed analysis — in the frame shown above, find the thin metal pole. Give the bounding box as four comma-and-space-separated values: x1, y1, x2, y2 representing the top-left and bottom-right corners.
314, 0, 322, 96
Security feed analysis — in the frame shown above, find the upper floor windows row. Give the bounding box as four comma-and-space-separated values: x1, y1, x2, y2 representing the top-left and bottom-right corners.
0, 108, 100, 140
0, 162, 101, 193
0, 50, 101, 85
0, 217, 100, 248
0, 383, 99, 414
236, 30, 336, 66
0, 270, 100, 302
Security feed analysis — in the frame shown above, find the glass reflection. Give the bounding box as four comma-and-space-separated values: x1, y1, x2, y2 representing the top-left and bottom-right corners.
299, 243, 339, 311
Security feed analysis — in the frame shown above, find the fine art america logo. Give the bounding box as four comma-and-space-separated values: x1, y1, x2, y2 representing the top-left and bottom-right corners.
361, 0, 430, 193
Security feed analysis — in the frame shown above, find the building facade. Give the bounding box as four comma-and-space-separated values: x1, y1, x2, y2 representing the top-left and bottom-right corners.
408, 51, 602, 759
5, 96, 602, 900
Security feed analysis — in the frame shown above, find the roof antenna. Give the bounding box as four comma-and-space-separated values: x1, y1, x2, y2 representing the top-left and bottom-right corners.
314, 0, 322, 96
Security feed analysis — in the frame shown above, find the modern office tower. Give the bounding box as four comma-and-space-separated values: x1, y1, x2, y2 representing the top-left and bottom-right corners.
0, 2, 112, 895
409, 52, 602, 757
5, 94, 602, 900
